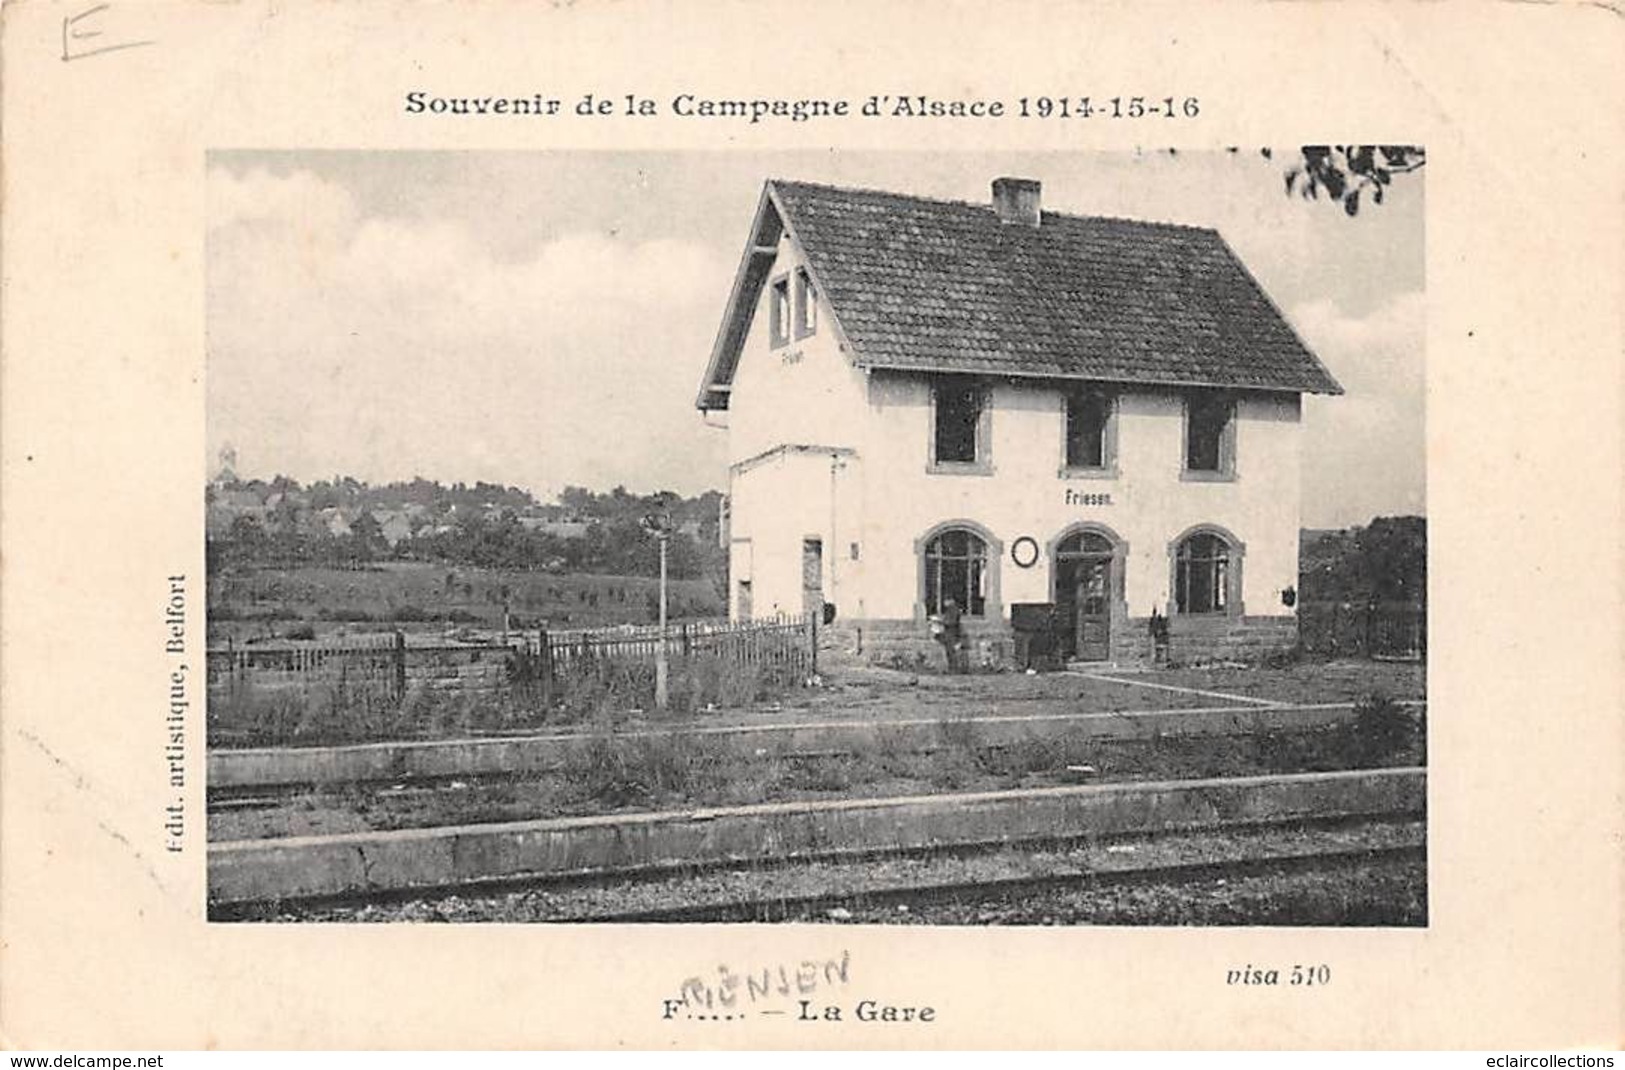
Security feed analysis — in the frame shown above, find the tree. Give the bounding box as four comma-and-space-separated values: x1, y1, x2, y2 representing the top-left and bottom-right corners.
228, 513, 266, 546
1353, 516, 1426, 604
558, 485, 595, 516
348, 512, 388, 560
1299, 517, 1426, 605
1281, 145, 1425, 217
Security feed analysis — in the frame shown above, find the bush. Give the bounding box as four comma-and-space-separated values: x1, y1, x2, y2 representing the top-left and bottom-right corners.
210, 606, 285, 623
1353, 691, 1418, 764
292, 665, 409, 743
544, 653, 779, 721
782, 755, 855, 793
209, 660, 408, 747
1262, 645, 1307, 670
984, 732, 1094, 780
557, 729, 730, 809
316, 606, 376, 622
207, 681, 307, 747
669, 656, 769, 713
931, 717, 998, 787
936, 716, 985, 756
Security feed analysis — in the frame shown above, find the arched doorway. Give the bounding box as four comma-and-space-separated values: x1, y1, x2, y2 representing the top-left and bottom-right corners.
1051, 525, 1125, 662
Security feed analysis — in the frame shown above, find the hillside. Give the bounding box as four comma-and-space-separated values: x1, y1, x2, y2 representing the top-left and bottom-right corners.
205, 476, 725, 581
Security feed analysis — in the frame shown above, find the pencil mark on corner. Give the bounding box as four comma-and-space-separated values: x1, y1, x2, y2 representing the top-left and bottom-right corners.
61, 3, 157, 62
17, 728, 170, 894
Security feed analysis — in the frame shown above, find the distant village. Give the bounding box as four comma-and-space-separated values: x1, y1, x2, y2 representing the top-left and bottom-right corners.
205, 447, 725, 578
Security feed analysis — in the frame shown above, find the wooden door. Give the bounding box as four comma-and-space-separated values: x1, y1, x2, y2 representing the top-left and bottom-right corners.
1072, 556, 1112, 661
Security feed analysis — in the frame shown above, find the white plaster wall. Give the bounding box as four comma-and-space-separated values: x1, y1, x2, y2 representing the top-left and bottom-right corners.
726, 537, 753, 619
729, 451, 860, 620
723, 230, 868, 621
854, 374, 1302, 622
726, 235, 868, 466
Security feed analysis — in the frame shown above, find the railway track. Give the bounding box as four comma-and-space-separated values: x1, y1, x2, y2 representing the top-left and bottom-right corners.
211, 814, 1425, 922
582, 842, 1427, 924
209, 767, 1426, 907
207, 774, 527, 811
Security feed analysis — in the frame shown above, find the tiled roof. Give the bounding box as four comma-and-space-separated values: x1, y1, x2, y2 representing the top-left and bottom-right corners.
755, 179, 1340, 396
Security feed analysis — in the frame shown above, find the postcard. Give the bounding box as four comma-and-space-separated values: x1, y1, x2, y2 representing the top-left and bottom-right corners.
1, 0, 1619, 1050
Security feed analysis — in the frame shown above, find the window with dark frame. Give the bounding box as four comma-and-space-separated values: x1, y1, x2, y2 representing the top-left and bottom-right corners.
1065, 390, 1112, 469
933, 378, 982, 465
923, 528, 988, 617
1174, 531, 1232, 614
1185, 392, 1233, 473
769, 276, 790, 348
794, 268, 817, 339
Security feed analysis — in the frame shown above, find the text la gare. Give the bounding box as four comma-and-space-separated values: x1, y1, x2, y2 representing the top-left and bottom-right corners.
799, 999, 935, 1023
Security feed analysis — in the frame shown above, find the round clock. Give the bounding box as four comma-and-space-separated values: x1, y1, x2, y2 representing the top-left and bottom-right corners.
1010, 535, 1040, 569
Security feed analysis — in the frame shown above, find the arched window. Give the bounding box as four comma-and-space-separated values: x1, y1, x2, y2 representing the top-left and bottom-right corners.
1174, 530, 1237, 615
1057, 530, 1114, 557
923, 528, 988, 617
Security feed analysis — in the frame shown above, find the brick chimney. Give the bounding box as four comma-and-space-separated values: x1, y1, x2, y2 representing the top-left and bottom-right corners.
992, 177, 1041, 227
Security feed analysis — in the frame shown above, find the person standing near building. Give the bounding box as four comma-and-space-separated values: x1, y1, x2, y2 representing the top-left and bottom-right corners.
935, 597, 965, 673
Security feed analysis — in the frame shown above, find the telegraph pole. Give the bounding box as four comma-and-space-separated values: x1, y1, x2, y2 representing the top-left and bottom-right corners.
656, 529, 669, 710
642, 512, 674, 711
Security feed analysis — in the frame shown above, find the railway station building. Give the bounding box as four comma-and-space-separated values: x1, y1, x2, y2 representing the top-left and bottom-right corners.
696, 177, 1341, 666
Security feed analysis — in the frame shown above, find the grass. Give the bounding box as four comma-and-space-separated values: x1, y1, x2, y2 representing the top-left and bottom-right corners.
208, 650, 796, 748
208, 675, 549, 749
532, 653, 785, 724
1137, 659, 1425, 704
758, 655, 1424, 727
553, 730, 737, 810
209, 696, 1425, 841
208, 651, 1423, 752
206, 563, 723, 643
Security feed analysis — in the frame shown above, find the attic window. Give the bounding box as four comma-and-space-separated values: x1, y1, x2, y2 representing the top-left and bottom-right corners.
1183, 392, 1236, 478
794, 268, 817, 339
769, 275, 791, 348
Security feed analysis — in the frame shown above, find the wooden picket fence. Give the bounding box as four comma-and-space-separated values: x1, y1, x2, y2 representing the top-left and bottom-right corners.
525, 615, 812, 666
1298, 601, 1427, 661
205, 614, 818, 706
514, 614, 818, 706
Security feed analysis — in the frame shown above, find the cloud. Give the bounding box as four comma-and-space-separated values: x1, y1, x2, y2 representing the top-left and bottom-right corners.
1293, 291, 1426, 527
206, 167, 733, 497
208, 166, 359, 245
1293, 291, 1424, 395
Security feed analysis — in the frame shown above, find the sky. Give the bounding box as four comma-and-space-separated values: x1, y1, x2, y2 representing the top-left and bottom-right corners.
206, 150, 1424, 529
